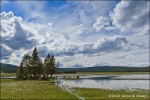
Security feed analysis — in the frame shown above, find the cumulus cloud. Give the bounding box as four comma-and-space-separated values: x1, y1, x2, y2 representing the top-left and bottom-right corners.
67, 62, 109, 68
93, 16, 109, 32
35, 36, 130, 58
70, 63, 85, 68
110, 1, 149, 33
93, 37, 129, 53
1, 11, 38, 50
137, 63, 149, 67
0, 44, 13, 59
1, 1, 149, 67
104, 26, 117, 30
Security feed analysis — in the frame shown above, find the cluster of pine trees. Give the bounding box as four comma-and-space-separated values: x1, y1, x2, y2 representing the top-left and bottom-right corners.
16, 47, 56, 80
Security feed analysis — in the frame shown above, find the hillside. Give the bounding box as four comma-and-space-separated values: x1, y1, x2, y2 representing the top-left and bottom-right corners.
58, 66, 149, 72
0, 63, 18, 73
0, 63, 149, 73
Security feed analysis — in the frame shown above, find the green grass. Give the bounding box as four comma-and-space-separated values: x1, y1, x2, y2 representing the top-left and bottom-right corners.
1, 72, 149, 99
1, 72, 16, 77
74, 88, 149, 100
1, 79, 79, 99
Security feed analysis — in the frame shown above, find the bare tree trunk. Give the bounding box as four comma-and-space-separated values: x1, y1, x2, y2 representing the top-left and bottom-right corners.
50, 73, 52, 79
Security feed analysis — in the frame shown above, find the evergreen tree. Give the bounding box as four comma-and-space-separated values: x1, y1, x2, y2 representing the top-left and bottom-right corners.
44, 54, 51, 77
16, 54, 30, 79
50, 55, 56, 78
44, 54, 56, 78
23, 53, 31, 78
16, 47, 57, 80
29, 47, 42, 79
16, 60, 24, 79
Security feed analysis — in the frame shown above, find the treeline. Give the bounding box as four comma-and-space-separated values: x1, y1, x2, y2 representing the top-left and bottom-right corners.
1, 63, 18, 73
16, 47, 56, 80
58, 66, 150, 72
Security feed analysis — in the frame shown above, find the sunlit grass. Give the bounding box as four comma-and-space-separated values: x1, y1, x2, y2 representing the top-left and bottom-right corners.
1, 79, 78, 99
74, 88, 149, 100
1, 72, 16, 77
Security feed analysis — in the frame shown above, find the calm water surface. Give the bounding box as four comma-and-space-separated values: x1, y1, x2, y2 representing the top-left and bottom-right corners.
57, 74, 149, 90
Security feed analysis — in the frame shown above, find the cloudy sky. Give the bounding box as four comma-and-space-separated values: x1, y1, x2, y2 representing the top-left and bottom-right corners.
1, 0, 149, 67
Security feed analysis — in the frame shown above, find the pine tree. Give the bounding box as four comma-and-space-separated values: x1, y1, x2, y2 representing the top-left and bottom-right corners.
16, 54, 30, 79
44, 54, 56, 78
50, 55, 56, 78
16, 47, 57, 80
23, 53, 31, 78
16, 60, 24, 79
44, 54, 51, 77
29, 47, 42, 79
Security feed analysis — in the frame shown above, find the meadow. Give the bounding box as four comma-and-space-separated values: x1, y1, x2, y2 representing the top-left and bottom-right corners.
74, 88, 149, 100
1, 72, 149, 99
0, 79, 78, 99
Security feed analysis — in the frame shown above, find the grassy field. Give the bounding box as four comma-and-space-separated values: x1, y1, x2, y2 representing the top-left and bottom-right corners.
0, 79, 78, 99
1, 72, 16, 77
74, 88, 149, 100
1, 72, 149, 99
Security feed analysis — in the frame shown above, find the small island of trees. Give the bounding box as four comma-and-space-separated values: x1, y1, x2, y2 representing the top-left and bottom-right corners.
16, 47, 56, 80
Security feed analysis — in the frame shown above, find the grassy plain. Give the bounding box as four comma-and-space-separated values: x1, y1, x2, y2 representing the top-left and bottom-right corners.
0, 79, 78, 99
74, 88, 149, 100
1, 72, 149, 99
1, 72, 16, 77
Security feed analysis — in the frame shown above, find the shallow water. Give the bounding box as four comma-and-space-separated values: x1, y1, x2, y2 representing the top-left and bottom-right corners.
57, 74, 149, 90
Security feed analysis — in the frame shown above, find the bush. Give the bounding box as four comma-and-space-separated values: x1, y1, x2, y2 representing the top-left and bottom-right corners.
63, 76, 66, 79
76, 75, 79, 78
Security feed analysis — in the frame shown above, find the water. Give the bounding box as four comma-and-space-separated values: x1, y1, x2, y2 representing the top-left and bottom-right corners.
0, 76, 16, 79
57, 74, 149, 90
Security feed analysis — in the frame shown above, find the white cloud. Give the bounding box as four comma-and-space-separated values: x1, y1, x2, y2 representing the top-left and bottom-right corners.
1, 11, 39, 50
110, 1, 149, 34
0, 44, 13, 59
1, 1, 149, 67
93, 16, 109, 32
105, 26, 117, 30
93, 37, 130, 53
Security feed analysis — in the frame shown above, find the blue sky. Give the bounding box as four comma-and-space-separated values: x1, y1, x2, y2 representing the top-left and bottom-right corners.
1, 0, 149, 67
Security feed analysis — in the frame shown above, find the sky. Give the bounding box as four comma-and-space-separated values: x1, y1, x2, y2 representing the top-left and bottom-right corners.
0, 0, 149, 67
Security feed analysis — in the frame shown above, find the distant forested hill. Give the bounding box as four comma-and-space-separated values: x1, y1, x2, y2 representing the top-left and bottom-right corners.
0, 63, 18, 73
58, 66, 150, 72
0, 63, 149, 73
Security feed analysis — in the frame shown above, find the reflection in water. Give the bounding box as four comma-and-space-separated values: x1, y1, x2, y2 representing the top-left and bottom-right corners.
60, 79, 149, 90
58, 74, 149, 90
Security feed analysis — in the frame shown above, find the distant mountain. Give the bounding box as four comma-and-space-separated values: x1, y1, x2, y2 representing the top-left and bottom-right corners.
58, 66, 149, 72
0, 63, 149, 73
0, 63, 18, 73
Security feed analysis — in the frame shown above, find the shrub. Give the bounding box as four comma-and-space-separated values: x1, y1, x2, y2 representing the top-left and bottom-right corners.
76, 75, 79, 78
